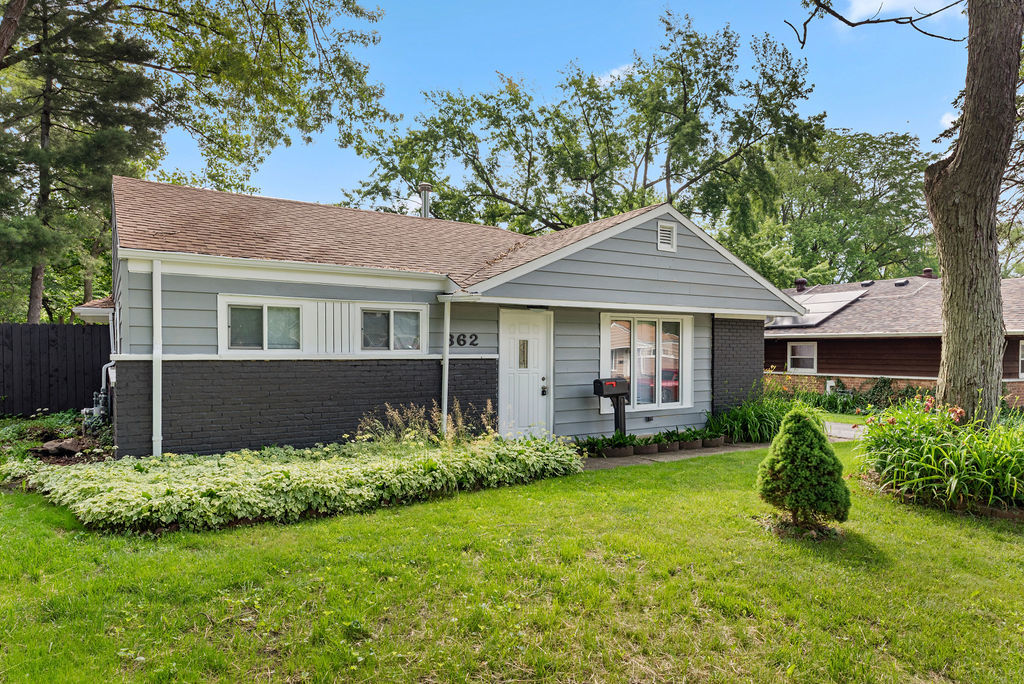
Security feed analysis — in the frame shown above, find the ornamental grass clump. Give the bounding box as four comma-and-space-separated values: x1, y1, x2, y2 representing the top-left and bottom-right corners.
0, 435, 582, 532
756, 406, 851, 528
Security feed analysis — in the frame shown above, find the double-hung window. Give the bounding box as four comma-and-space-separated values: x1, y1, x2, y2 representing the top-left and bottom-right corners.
786, 341, 817, 374
601, 313, 693, 410
228, 303, 301, 350
359, 306, 425, 352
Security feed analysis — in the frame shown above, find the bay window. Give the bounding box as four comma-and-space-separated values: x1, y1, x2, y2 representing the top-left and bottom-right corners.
600, 313, 693, 410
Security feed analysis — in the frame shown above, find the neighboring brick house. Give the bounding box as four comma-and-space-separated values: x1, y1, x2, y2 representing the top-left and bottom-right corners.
764, 272, 1024, 404
87, 176, 804, 455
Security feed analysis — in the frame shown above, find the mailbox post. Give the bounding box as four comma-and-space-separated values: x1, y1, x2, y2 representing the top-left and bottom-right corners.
593, 377, 630, 435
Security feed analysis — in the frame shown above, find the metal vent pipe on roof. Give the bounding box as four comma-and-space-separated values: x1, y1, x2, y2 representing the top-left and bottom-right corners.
418, 182, 433, 218
794, 277, 807, 292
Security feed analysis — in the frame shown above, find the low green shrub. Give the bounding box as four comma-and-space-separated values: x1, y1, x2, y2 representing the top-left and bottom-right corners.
1, 435, 582, 531
757, 406, 850, 527
860, 398, 1024, 510
0, 409, 79, 444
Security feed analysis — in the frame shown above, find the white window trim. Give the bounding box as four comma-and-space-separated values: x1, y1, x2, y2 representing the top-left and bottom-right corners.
352, 302, 430, 355
218, 295, 314, 356
599, 312, 694, 413
217, 295, 430, 358
656, 220, 677, 252
786, 340, 818, 375
1019, 340, 1023, 379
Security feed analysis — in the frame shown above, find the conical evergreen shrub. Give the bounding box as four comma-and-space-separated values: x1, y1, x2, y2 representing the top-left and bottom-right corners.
756, 406, 851, 527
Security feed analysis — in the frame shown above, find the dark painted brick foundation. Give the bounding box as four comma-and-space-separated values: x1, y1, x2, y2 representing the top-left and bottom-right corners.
712, 318, 764, 413
114, 358, 498, 455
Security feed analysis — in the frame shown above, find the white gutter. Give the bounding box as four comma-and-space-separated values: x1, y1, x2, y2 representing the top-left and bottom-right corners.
440, 297, 452, 436
151, 259, 162, 456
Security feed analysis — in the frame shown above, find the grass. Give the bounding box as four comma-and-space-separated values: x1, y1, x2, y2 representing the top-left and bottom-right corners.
2, 443, 1023, 682
821, 411, 864, 425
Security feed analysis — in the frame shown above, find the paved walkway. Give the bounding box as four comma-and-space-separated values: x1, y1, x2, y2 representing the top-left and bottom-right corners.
583, 421, 862, 471
825, 421, 865, 441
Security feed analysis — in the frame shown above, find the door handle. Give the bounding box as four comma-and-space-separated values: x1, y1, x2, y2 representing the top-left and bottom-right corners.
541, 385, 548, 396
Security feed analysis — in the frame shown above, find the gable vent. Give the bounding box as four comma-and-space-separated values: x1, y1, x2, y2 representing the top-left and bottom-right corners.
657, 221, 677, 252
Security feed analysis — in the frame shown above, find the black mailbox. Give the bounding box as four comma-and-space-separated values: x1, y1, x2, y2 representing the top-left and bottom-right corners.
594, 377, 630, 434
594, 377, 630, 397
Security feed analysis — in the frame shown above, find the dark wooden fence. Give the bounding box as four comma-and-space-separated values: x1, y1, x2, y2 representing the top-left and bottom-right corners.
0, 324, 111, 416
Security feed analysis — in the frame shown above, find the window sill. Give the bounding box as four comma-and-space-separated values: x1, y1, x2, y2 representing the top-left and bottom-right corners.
600, 402, 694, 415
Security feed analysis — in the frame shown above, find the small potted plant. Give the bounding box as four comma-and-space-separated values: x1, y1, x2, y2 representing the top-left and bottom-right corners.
702, 430, 725, 448
600, 431, 635, 458
654, 431, 679, 453
573, 435, 604, 457
679, 428, 703, 450
634, 435, 659, 455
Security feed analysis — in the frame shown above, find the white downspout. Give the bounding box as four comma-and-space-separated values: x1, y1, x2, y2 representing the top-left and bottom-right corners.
151, 259, 162, 456
440, 297, 451, 436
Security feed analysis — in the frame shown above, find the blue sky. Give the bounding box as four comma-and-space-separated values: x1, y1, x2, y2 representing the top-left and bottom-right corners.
158, 0, 968, 204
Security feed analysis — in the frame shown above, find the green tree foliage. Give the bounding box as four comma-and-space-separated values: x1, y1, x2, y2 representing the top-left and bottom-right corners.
756, 406, 850, 527
0, 0, 388, 321
0, 0, 166, 321
721, 129, 939, 286
346, 12, 821, 235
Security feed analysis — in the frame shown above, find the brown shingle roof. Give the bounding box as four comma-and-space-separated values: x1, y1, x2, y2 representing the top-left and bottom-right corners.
112, 177, 662, 289
77, 296, 113, 309
765, 276, 1024, 336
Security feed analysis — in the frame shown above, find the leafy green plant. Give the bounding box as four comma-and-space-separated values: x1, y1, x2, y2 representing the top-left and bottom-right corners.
603, 432, 638, 448
0, 410, 80, 444
706, 391, 823, 443
573, 436, 605, 457
859, 398, 1024, 510
756, 406, 851, 528
1, 435, 582, 531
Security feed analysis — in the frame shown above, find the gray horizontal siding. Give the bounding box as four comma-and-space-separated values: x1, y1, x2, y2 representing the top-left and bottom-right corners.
486, 213, 793, 314
551, 308, 711, 438
429, 303, 499, 355
123, 269, 448, 355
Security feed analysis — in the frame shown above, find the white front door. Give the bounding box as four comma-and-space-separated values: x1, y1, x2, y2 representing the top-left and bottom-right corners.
498, 309, 553, 436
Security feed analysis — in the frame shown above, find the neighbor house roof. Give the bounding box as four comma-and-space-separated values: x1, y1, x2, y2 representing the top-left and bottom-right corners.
112, 176, 663, 290
765, 275, 1024, 336
76, 296, 113, 309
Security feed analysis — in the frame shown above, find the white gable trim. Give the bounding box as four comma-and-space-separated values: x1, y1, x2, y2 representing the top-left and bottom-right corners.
467, 205, 805, 316
456, 295, 790, 317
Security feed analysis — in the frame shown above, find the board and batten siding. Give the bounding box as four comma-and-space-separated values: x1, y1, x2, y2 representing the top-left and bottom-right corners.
121, 268, 496, 356
485, 212, 792, 314
551, 308, 711, 437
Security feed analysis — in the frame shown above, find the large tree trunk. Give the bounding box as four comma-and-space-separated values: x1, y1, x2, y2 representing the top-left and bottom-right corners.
927, 0, 1024, 420
0, 0, 27, 63
27, 1, 51, 324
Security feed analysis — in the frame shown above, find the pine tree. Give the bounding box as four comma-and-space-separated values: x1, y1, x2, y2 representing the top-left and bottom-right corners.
0, 0, 167, 321
756, 406, 851, 527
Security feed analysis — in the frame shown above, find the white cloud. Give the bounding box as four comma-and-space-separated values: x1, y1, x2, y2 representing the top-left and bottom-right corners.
596, 64, 633, 88
845, 0, 963, 22
940, 111, 958, 129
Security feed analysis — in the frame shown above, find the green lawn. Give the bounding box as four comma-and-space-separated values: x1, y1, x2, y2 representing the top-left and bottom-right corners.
2, 443, 1023, 682
821, 411, 864, 425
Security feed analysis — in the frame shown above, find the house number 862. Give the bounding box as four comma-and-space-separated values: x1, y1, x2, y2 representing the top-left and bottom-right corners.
448, 333, 479, 347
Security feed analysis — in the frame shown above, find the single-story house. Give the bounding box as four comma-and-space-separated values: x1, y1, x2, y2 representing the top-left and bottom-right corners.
764, 272, 1024, 402
99, 176, 803, 455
